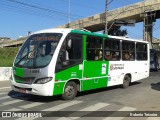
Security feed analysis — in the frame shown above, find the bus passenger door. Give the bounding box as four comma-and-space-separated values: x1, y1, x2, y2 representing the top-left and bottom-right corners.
81, 36, 108, 91
82, 61, 108, 91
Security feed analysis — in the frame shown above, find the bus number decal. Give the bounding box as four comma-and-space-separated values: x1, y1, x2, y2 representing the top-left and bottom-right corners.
30, 69, 40, 73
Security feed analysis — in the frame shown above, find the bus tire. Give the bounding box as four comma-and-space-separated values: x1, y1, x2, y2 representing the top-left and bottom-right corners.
122, 75, 131, 89
62, 81, 77, 100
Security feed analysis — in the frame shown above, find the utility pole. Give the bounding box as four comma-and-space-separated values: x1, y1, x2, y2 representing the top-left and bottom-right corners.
105, 0, 108, 34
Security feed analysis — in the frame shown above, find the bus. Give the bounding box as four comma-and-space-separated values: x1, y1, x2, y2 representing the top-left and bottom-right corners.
11, 28, 149, 100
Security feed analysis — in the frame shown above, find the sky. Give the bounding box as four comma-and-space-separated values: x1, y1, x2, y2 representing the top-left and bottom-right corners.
0, 0, 159, 40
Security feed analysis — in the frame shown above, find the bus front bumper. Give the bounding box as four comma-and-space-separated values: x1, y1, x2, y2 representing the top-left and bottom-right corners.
11, 80, 54, 96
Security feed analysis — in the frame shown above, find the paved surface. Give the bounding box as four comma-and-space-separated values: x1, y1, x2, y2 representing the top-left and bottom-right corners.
0, 71, 160, 120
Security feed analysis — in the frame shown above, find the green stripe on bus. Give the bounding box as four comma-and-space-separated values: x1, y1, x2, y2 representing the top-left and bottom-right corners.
15, 68, 24, 77
71, 30, 108, 38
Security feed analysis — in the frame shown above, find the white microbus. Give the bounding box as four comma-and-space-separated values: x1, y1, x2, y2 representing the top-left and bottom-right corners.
11, 28, 149, 100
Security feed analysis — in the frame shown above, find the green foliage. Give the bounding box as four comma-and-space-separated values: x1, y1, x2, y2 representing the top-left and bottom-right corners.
0, 47, 19, 67
108, 26, 128, 36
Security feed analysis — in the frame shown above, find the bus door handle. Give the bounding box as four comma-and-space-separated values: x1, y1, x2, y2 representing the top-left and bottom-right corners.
134, 72, 137, 74
121, 73, 124, 75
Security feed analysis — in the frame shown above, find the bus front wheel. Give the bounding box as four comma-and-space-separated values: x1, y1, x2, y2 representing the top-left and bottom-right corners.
62, 81, 77, 100
122, 75, 131, 89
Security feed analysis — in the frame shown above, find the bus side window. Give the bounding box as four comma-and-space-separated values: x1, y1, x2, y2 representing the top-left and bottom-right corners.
136, 43, 147, 60
104, 39, 120, 61
122, 41, 135, 61
86, 36, 103, 61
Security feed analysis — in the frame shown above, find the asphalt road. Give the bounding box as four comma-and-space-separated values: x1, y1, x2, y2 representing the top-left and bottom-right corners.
0, 71, 160, 120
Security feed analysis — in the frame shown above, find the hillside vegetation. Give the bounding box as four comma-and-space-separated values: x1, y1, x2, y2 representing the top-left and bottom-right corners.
0, 47, 19, 67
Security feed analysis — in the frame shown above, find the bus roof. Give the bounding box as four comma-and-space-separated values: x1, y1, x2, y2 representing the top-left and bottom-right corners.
108, 35, 148, 43
32, 28, 108, 38
33, 28, 73, 35
70, 29, 108, 38
31, 28, 148, 43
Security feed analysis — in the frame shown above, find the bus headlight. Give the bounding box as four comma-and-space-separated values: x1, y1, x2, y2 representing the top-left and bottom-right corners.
34, 77, 53, 84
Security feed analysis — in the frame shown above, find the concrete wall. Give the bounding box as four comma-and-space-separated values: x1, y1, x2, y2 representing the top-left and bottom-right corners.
0, 67, 12, 81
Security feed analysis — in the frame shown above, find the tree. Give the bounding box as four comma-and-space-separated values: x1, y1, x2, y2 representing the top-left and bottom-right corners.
108, 26, 127, 36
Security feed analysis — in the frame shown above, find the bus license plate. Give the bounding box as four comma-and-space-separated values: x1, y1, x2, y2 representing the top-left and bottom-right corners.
19, 89, 26, 93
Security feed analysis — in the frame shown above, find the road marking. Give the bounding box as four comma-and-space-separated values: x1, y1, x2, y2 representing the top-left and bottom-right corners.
118, 106, 136, 111
0, 99, 23, 107
102, 106, 137, 120
0, 93, 24, 100
79, 102, 110, 111
57, 103, 110, 120
0, 87, 11, 90
147, 117, 160, 120
0, 96, 10, 100
5, 108, 22, 111
0, 92, 7, 95
20, 102, 45, 109
42, 100, 83, 111
16, 100, 83, 120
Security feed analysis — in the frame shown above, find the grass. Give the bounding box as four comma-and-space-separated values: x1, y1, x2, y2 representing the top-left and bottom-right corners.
0, 47, 19, 67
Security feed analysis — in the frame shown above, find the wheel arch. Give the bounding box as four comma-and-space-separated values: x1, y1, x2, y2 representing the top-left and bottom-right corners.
125, 73, 132, 83
63, 79, 81, 93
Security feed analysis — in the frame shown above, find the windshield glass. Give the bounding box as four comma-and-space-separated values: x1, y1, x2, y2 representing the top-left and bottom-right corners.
14, 33, 62, 68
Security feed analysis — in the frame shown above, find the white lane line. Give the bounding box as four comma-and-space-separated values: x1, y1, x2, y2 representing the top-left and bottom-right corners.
16, 100, 83, 120
0, 99, 23, 107
146, 117, 160, 120
0, 96, 10, 100
5, 108, 22, 111
0, 93, 24, 100
0, 87, 11, 90
57, 103, 110, 120
80, 102, 109, 111
102, 106, 137, 120
20, 102, 45, 109
118, 106, 136, 111
42, 100, 83, 111
0, 92, 7, 95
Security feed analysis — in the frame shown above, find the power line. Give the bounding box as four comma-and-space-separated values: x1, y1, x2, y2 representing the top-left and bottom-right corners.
7, 0, 70, 17
26, 0, 85, 20
0, 2, 68, 21
108, 0, 114, 5
61, 0, 104, 12
6, 0, 84, 21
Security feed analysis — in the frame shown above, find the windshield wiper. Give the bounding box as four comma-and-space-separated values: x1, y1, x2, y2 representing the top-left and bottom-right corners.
16, 50, 36, 66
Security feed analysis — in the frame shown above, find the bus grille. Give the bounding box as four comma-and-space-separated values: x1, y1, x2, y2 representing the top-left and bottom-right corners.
14, 86, 32, 91
14, 75, 35, 84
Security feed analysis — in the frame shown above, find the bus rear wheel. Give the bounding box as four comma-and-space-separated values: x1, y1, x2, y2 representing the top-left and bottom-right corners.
122, 75, 131, 89
62, 81, 77, 100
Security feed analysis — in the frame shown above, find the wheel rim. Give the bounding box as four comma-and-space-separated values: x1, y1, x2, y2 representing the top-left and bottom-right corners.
65, 85, 75, 97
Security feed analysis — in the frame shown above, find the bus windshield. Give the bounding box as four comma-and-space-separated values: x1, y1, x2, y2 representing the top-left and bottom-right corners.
14, 33, 62, 68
